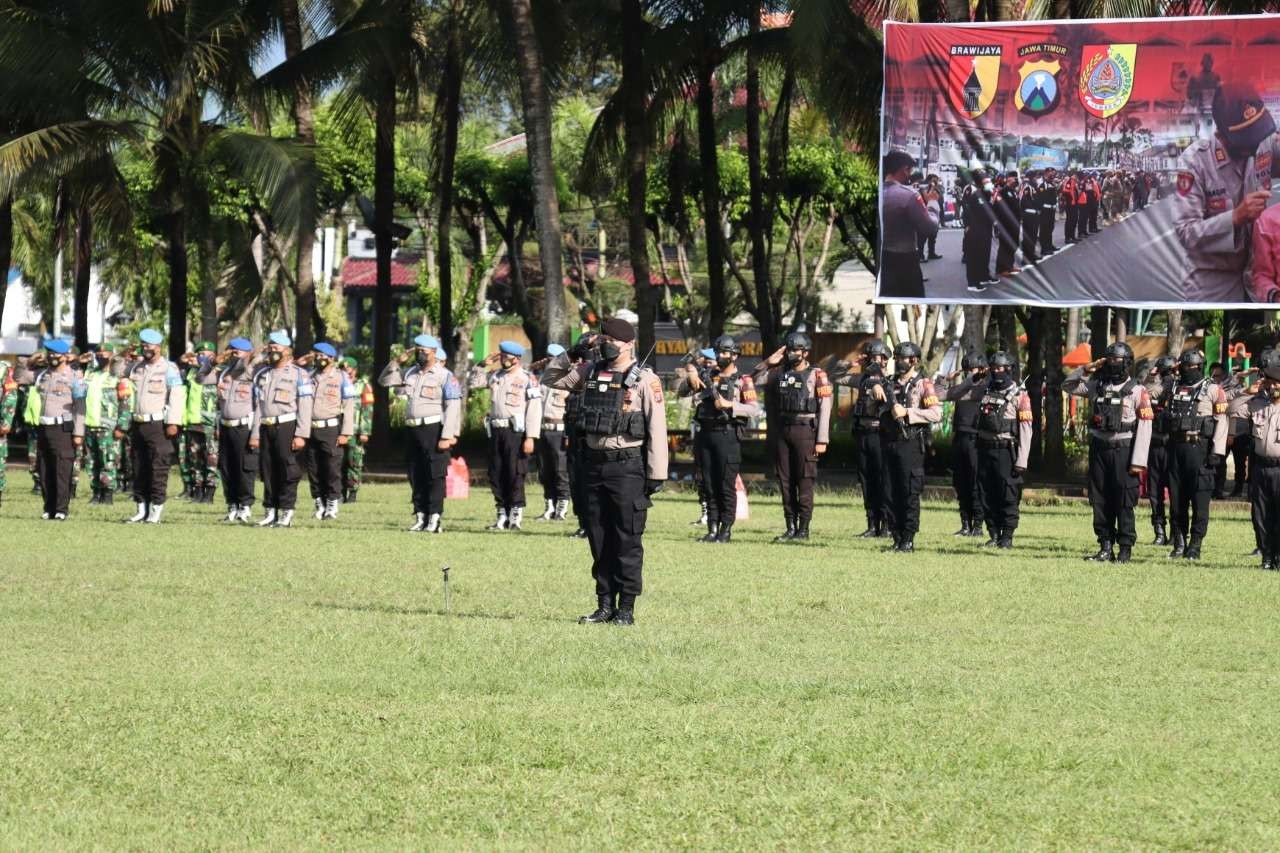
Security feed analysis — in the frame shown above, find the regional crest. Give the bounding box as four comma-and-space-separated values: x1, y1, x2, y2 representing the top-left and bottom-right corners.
1015, 60, 1062, 117
1079, 44, 1137, 118
948, 45, 1002, 120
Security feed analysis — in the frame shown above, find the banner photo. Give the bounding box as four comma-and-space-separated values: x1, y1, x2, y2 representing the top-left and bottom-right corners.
878, 15, 1280, 309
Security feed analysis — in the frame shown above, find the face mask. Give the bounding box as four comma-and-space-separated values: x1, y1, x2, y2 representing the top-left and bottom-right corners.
716, 356, 734, 369
785, 350, 804, 365
500, 356, 518, 371
268, 350, 284, 365
863, 360, 882, 376
1106, 360, 1127, 380
895, 359, 913, 377
1269, 384, 1280, 400
143, 347, 160, 361
96, 357, 111, 370
315, 357, 330, 370
599, 341, 622, 362
198, 354, 212, 368
990, 370, 1013, 390
1180, 367, 1203, 385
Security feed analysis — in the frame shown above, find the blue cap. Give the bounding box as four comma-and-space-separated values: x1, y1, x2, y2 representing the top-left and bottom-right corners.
436, 347, 447, 360
228, 337, 253, 352
413, 334, 439, 349
268, 330, 292, 347
139, 328, 163, 346
546, 343, 566, 357
44, 339, 71, 354
313, 342, 337, 358
700, 348, 715, 359
499, 341, 525, 357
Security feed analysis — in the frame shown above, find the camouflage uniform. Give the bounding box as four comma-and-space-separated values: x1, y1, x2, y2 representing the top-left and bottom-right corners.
180, 350, 221, 500
83, 352, 133, 499
0, 363, 18, 500
342, 367, 373, 501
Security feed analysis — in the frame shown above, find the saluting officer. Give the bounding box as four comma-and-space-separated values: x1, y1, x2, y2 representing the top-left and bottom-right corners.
199, 337, 259, 523
468, 341, 543, 531
960, 170, 999, 293
541, 318, 668, 627
250, 330, 314, 529
676, 334, 760, 544
1160, 350, 1228, 560
1038, 168, 1060, 256
1232, 350, 1280, 569
688, 346, 717, 526
533, 343, 572, 521
753, 331, 833, 542
993, 172, 1022, 276
81, 343, 131, 506
123, 328, 185, 524
1064, 342, 1154, 563
300, 342, 356, 522
878, 341, 942, 553
378, 334, 462, 533
340, 356, 374, 503
975, 352, 1033, 549
178, 342, 220, 503
1144, 355, 1177, 546
14, 339, 85, 520
833, 339, 893, 538
1018, 170, 1041, 266
940, 352, 987, 538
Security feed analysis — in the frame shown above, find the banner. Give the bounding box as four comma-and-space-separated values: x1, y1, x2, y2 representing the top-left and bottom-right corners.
878, 15, 1280, 309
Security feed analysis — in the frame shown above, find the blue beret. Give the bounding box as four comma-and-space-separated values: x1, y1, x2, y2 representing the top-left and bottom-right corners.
546, 343, 566, 357
313, 342, 337, 358
228, 337, 253, 352
435, 347, 447, 360
499, 341, 525, 357
413, 334, 439, 349
139, 328, 163, 345
268, 330, 292, 347
44, 339, 71, 354
700, 348, 715, 359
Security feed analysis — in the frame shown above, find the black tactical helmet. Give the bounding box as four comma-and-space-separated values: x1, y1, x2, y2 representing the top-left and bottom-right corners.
1178, 350, 1206, 369
1104, 341, 1134, 380
1260, 348, 1280, 381
894, 341, 922, 361
989, 351, 1015, 370
862, 339, 891, 360
784, 331, 812, 351
1154, 355, 1176, 375
962, 352, 988, 371
712, 334, 740, 355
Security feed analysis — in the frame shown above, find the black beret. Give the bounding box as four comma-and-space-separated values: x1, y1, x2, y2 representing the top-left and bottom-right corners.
601, 317, 636, 343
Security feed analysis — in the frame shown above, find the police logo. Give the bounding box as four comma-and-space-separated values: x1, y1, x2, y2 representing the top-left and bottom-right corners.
1014, 60, 1061, 118
1176, 171, 1194, 196
948, 45, 1002, 120
1078, 44, 1137, 119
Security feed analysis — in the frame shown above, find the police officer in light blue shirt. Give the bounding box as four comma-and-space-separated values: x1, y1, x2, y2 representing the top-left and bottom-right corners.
123, 328, 185, 524
15, 338, 87, 520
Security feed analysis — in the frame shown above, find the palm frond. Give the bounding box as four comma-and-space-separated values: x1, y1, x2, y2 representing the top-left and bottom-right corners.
0, 120, 143, 197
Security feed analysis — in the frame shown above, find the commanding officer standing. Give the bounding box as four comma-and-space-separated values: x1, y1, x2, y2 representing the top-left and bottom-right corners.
199, 337, 259, 523
81, 343, 131, 506
541, 318, 667, 626
379, 334, 462, 533
677, 334, 760, 543
533, 343, 572, 521
880, 150, 939, 298
0, 360, 17, 507
1064, 342, 1154, 563
1173, 82, 1279, 302
753, 331, 833, 542
1018, 170, 1041, 267
1038, 167, 1060, 256
960, 170, 999, 293
250, 331, 314, 528
878, 341, 942, 552
468, 341, 543, 531
974, 352, 1033, 549
1160, 350, 1228, 560
833, 339, 893, 538
301, 342, 355, 522
15, 339, 85, 520
123, 328, 185, 524
940, 352, 987, 538
340, 356, 373, 503
1233, 351, 1280, 569
1145, 355, 1177, 546
993, 172, 1022, 276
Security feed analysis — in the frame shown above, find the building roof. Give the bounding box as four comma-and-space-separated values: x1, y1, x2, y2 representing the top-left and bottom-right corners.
340, 257, 419, 290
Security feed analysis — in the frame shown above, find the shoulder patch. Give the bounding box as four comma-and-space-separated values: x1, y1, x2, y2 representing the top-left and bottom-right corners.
341, 380, 358, 400
1176, 171, 1194, 196
649, 378, 664, 404
443, 375, 462, 401
71, 378, 88, 400
1214, 401, 1228, 414
1018, 410, 1033, 422
816, 384, 832, 399
1138, 406, 1154, 421
297, 378, 315, 397
165, 366, 183, 387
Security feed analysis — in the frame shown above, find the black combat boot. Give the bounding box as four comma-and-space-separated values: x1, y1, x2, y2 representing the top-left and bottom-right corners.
793, 518, 810, 541
875, 519, 890, 538
1152, 521, 1168, 546
347, 488, 358, 504
715, 522, 733, 543
969, 521, 986, 537
177, 483, 190, 500
613, 595, 636, 626
1183, 538, 1202, 561
859, 517, 878, 538
954, 514, 972, 537
981, 525, 1000, 547
897, 536, 915, 553
1265, 553, 1278, 571
1168, 534, 1186, 559
774, 517, 796, 543
699, 521, 720, 543
100, 491, 113, 506
1116, 544, 1133, 563
88, 489, 100, 506
1086, 541, 1114, 562
578, 596, 616, 624
1248, 547, 1260, 557
997, 529, 1014, 549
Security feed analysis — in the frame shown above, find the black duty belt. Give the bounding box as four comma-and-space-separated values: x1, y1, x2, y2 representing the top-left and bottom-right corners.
853, 418, 880, 432
779, 414, 816, 426
880, 424, 927, 442
1092, 435, 1133, 447
954, 427, 978, 435
1253, 455, 1280, 468
586, 446, 643, 462
977, 437, 1014, 448
1169, 432, 1209, 444
696, 422, 736, 432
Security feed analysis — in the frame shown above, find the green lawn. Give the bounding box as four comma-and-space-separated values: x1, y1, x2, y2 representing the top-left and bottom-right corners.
2, 479, 1278, 849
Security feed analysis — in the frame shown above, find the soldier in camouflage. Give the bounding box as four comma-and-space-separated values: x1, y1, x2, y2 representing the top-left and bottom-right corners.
80, 343, 133, 505
178, 342, 221, 503
0, 360, 17, 506
340, 356, 373, 502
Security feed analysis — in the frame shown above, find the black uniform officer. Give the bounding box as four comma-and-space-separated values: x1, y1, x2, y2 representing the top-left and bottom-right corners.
1237, 350, 1280, 570
1145, 355, 1176, 546
975, 352, 1033, 548
1018, 170, 1041, 266
1064, 342, 1154, 563
1038, 168, 1060, 256
541, 318, 668, 626
1161, 350, 1228, 560
994, 172, 1022, 275
835, 339, 892, 538
961, 170, 998, 294
942, 352, 987, 538
880, 341, 943, 552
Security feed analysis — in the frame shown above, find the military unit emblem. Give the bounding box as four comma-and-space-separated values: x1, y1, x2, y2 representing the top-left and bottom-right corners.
948, 44, 1002, 119
1079, 44, 1138, 118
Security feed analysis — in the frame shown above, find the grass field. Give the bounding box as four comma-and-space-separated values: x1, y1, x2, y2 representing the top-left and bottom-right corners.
3, 477, 1279, 849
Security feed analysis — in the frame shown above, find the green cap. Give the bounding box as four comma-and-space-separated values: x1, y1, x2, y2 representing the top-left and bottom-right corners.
340, 356, 359, 369
196, 341, 216, 353
98, 342, 117, 354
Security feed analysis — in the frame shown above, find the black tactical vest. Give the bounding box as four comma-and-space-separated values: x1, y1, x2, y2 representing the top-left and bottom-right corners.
852, 373, 885, 419
578, 361, 646, 439
1092, 378, 1136, 433
880, 375, 922, 433
778, 368, 817, 415
696, 371, 740, 424
1166, 379, 1213, 435
978, 385, 1020, 435
563, 386, 582, 431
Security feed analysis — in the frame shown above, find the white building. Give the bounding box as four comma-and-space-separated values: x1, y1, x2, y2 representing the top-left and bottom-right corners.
1, 266, 123, 355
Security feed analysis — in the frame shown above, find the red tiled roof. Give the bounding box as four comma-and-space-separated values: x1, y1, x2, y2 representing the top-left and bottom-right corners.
340, 257, 419, 289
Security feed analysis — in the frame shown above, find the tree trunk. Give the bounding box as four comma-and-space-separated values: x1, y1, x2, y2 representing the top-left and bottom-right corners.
201, 231, 218, 343
281, 0, 316, 350
507, 0, 566, 348
1166, 308, 1186, 356
73, 203, 91, 350
696, 53, 727, 338
437, 1, 463, 355
1025, 309, 1045, 470
0, 193, 11, 328
167, 208, 188, 360
1089, 306, 1109, 359
622, 0, 656, 356
996, 306, 1018, 360
1066, 307, 1080, 349
1043, 307, 1066, 477
371, 79, 397, 454
745, 0, 774, 349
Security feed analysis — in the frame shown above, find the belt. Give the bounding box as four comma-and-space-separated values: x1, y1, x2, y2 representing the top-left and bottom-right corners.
586, 446, 643, 462
542, 422, 565, 431
221, 416, 252, 428
1254, 456, 1280, 468
261, 413, 297, 426
853, 418, 880, 431
1092, 434, 1133, 447
488, 417, 513, 428
311, 417, 340, 429
39, 415, 67, 425
1170, 432, 1208, 444
407, 415, 442, 427
132, 412, 166, 423
779, 414, 816, 426
978, 437, 1014, 448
